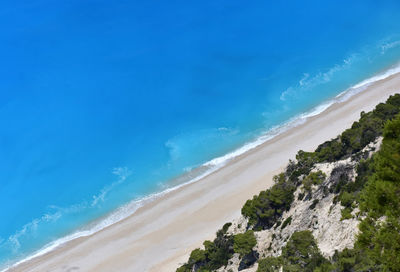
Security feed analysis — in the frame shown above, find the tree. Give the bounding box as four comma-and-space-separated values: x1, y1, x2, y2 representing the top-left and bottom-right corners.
233, 230, 257, 257
281, 231, 326, 272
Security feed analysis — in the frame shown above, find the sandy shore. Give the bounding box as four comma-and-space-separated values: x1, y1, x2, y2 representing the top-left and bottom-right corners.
8, 73, 400, 272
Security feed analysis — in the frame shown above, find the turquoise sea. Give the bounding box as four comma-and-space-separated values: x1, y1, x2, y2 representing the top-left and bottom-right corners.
2, 0, 400, 269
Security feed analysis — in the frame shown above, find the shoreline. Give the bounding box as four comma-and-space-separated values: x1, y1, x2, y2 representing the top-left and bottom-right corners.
6, 69, 400, 271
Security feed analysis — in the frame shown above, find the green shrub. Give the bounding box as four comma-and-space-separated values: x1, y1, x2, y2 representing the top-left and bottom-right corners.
257, 256, 282, 272
189, 248, 206, 264
290, 151, 317, 182
222, 222, 232, 233
302, 171, 326, 193
340, 207, 353, 220
176, 266, 188, 272
314, 138, 343, 162
242, 174, 296, 230
281, 231, 327, 272
330, 248, 376, 272
339, 191, 354, 208
281, 216, 292, 229
176, 225, 234, 271
331, 158, 374, 209
233, 230, 257, 257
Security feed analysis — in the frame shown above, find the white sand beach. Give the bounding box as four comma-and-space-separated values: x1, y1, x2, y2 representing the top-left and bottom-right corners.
8, 72, 400, 272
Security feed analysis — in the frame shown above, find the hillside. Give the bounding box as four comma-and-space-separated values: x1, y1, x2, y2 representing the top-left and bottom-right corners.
177, 94, 400, 272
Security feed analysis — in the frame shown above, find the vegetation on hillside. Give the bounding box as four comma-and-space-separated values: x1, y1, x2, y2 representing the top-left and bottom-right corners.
241, 94, 400, 231
233, 230, 257, 257
313, 94, 400, 162
257, 111, 400, 271
241, 173, 296, 230
355, 114, 400, 271
302, 170, 326, 194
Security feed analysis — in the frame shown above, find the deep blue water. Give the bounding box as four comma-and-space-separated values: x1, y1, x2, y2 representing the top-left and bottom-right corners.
2, 0, 400, 268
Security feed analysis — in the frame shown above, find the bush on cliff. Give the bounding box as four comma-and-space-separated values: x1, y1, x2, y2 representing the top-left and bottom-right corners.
257, 257, 282, 272
233, 230, 257, 257
241, 174, 296, 230
302, 170, 326, 193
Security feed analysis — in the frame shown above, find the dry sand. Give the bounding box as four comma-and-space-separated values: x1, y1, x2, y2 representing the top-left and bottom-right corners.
8, 73, 400, 272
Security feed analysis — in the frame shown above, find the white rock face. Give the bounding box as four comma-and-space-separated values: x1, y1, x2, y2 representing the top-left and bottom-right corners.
253, 192, 359, 259
227, 216, 248, 236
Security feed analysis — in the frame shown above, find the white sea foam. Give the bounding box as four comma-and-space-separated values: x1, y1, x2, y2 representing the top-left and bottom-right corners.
91, 167, 132, 207
351, 62, 400, 89
4, 62, 400, 272
280, 55, 357, 101
380, 40, 400, 54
